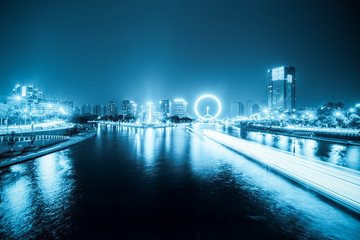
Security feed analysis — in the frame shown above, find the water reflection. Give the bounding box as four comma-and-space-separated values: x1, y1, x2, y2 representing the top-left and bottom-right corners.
144, 128, 156, 165
0, 125, 359, 239
0, 150, 77, 239
191, 124, 360, 239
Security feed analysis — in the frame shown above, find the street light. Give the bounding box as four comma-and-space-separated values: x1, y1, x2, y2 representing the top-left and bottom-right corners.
59, 107, 66, 115
334, 111, 342, 117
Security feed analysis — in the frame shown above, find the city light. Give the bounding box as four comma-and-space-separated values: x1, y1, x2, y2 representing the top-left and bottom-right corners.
334, 111, 342, 117
199, 129, 360, 214
194, 94, 221, 119
59, 107, 66, 114
146, 102, 153, 123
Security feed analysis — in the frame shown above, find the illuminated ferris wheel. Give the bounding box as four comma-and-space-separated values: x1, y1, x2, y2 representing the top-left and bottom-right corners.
194, 94, 222, 119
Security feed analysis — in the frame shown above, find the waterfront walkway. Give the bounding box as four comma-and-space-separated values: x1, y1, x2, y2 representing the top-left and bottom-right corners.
91, 121, 190, 128
190, 128, 360, 214
0, 122, 74, 135
0, 131, 96, 169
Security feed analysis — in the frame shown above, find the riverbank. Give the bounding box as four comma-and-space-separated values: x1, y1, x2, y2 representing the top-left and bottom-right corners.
91, 120, 192, 128
190, 127, 360, 214
0, 122, 74, 135
235, 125, 360, 146
0, 130, 96, 169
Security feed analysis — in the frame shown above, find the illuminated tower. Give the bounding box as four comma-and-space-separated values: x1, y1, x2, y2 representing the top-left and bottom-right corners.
159, 100, 171, 116
122, 100, 137, 117
267, 66, 296, 112
108, 101, 116, 116
172, 99, 187, 117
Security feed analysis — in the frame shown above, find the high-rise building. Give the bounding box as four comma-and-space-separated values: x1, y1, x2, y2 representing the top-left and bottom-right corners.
159, 100, 171, 116
102, 105, 107, 116
244, 101, 253, 117
252, 104, 260, 115
81, 104, 92, 115
122, 100, 137, 117
122, 100, 130, 115
93, 105, 102, 116
73, 106, 80, 115
172, 98, 187, 117
13, 84, 43, 101
230, 102, 244, 118
140, 105, 147, 114
11, 83, 43, 111
108, 101, 116, 116
268, 66, 296, 112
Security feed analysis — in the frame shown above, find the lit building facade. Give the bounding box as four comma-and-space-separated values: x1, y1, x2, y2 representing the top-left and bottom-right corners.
252, 103, 260, 115
81, 104, 92, 115
10, 84, 43, 111
122, 100, 137, 117
244, 101, 253, 117
102, 105, 107, 116
268, 66, 296, 112
172, 98, 187, 117
159, 100, 171, 116
13, 84, 43, 101
230, 102, 244, 118
108, 101, 116, 116
93, 105, 102, 116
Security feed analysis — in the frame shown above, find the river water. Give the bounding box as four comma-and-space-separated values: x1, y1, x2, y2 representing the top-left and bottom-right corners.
0, 124, 359, 239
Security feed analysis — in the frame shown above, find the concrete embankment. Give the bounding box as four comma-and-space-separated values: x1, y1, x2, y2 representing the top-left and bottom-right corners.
0, 138, 67, 156
0, 131, 96, 169
189, 127, 360, 214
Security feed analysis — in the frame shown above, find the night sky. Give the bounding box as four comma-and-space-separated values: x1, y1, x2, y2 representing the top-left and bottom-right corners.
0, 0, 359, 116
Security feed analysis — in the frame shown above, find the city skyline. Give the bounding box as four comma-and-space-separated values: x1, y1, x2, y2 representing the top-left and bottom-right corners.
1, 1, 359, 111
1, 1, 360, 239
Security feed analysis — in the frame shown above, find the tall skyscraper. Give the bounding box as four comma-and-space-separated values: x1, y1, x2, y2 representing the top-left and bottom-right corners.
244, 101, 253, 117
93, 105, 102, 116
102, 105, 107, 116
11, 83, 43, 111
81, 104, 92, 115
108, 101, 116, 116
159, 100, 171, 116
73, 106, 80, 115
172, 98, 187, 117
252, 104, 260, 115
268, 66, 296, 112
13, 84, 43, 101
122, 100, 137, 116
230, 102, 244, 118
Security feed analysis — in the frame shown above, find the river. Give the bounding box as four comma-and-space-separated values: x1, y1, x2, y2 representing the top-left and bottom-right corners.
0, 124, 359, 239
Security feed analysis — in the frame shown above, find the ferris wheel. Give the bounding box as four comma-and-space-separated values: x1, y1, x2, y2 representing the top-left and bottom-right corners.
194, 94, 222, 119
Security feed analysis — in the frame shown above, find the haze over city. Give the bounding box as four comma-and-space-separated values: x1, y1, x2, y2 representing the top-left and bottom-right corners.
1, 0, 360, 116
